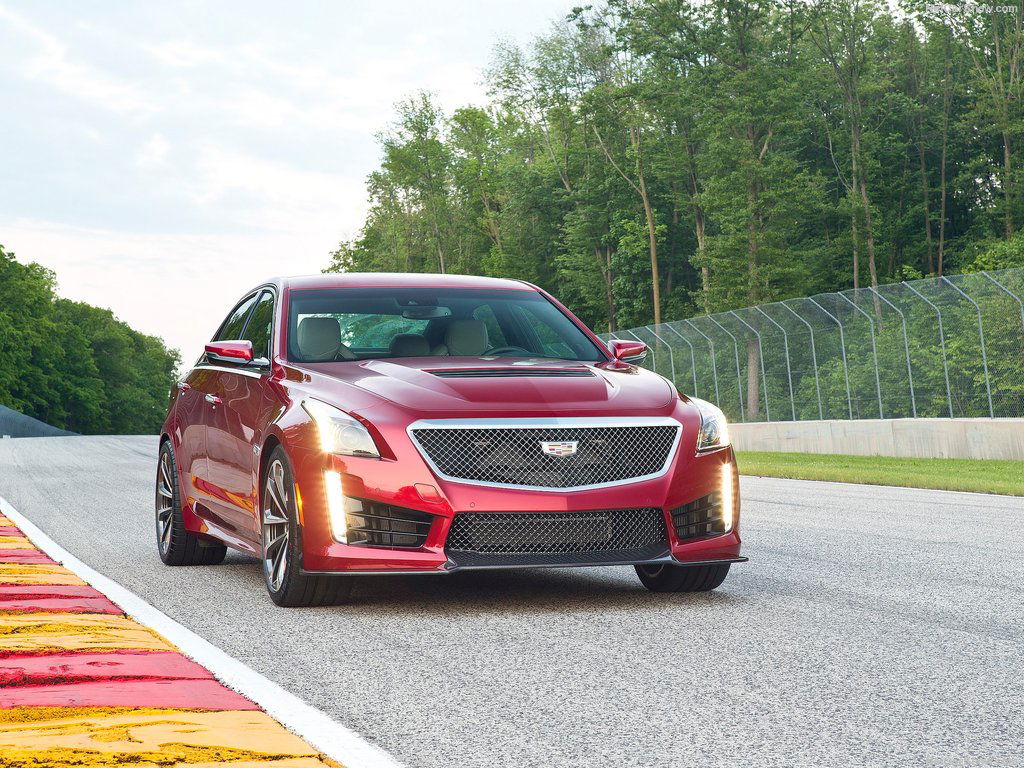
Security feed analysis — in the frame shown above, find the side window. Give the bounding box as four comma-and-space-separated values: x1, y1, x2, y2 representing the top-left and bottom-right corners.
472, 304, 507, 348
215, 294, 258, 341
243, 291, 275, 360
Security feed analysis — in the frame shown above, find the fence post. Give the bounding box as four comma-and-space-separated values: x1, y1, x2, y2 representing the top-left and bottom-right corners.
982, 270, 1024, 344
662, 323, 699, 397
807, 296, 854, 419
868, 286, 917, 418
940, 276, 994, 417
729, 310, 771, 422
753, 306, 797, 421
779, 301, 824, 419
705, 315, 746, 421
645, 326, 676, 385
837, 292, 884, 419
903, 281, 953, 418
683, 319, 722, 409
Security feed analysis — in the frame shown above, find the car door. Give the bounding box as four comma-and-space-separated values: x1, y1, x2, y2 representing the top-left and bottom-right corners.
193, 292, 259, 539
205, 289, 279, 543
173, 366, 216, 500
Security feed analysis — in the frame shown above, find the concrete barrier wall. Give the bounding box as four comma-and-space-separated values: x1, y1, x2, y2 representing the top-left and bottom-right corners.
0, 405, 76, 439
730, 418, 1024, 460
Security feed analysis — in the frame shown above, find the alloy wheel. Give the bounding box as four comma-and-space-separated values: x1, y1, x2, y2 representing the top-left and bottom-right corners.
262, 459, 291, 592
156, 450, 175, 555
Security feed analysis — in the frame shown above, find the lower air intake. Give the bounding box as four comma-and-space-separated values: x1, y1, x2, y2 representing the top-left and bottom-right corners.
346, 501, 433, 549
445, 508, 669, 568
671, 493, 727, 540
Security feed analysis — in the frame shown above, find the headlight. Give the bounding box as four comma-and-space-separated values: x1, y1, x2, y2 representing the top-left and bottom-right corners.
301, 398, 380, 458
721, 461, 735, 532
692, 397, 730, 453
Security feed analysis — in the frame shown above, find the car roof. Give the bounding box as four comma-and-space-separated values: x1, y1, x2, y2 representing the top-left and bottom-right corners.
268, 273, 537, 293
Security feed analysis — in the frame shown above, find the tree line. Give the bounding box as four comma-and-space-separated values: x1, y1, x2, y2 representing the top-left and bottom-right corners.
327, 0, 1024, 336
0, 245, 180, 434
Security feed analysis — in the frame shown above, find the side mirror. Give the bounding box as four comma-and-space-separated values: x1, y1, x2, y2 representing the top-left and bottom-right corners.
608, 339, 647, 364
205, 340, 255, 365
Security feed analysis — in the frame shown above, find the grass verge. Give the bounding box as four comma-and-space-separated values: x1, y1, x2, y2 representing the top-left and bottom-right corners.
735, 451, 1024, 496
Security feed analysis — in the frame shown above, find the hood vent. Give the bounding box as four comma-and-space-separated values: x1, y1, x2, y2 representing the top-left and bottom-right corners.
429, 368, 594, 379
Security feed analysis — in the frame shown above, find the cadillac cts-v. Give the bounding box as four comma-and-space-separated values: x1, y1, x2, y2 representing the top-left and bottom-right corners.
156, 274, 743, 606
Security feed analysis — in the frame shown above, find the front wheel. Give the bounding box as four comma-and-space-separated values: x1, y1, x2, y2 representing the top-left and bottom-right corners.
261, 446, 352, 607
635, 562, 731, 593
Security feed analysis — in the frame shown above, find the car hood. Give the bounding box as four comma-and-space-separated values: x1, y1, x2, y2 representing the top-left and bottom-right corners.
302, 357, 676, 414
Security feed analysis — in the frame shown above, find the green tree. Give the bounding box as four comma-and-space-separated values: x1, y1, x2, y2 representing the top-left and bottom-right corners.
0, 244, 179, 435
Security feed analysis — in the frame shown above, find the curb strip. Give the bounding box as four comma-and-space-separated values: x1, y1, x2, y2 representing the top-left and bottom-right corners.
0, 494, 404, 768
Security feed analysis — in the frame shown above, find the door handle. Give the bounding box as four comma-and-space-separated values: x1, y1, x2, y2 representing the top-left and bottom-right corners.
204, 394, 223, 405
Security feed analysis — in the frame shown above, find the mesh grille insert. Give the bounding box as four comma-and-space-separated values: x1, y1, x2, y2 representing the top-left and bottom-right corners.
429, 369, 593, 379
411, 424, 679, 489
445, 508, 668, 567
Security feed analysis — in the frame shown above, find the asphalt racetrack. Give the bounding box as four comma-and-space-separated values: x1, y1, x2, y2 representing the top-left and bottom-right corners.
1, 436, 1021, 768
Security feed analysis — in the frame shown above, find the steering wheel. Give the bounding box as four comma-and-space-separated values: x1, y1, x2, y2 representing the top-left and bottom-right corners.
483, 345, 533, 356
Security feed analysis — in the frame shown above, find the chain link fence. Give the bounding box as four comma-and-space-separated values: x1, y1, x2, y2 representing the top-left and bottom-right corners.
598, 268, 1024, 423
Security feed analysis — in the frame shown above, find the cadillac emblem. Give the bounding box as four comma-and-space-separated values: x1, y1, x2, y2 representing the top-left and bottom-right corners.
540, 440, 578, 458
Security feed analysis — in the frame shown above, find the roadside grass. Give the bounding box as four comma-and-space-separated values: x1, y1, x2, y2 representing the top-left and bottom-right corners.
735, 451, 1024, 496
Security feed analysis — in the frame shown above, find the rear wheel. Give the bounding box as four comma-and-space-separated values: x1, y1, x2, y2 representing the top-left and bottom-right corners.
635, 562, 731, 593
261, 446, 352, 607
156, 441, 227, 566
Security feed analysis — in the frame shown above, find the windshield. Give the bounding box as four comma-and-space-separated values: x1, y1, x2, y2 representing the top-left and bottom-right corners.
286, 287, 606, 363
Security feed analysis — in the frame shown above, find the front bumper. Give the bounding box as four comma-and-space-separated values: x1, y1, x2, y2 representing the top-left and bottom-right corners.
288, 436, 744, 576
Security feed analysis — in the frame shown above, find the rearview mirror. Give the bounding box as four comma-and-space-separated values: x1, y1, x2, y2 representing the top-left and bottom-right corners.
608, 339, 647, 364
402, 306, 452, 320
205, 340, 255, 364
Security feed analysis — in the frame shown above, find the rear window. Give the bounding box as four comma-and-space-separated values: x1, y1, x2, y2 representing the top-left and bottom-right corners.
286, 287, 605, 363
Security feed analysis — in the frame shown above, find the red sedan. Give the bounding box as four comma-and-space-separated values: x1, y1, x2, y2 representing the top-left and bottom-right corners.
156, 273, 744, 606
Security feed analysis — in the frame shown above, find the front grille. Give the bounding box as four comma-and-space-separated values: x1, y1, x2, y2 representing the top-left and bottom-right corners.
429, 369, 593, 378
410, 422, 680, 489
671, 493, 727, 540
346, 500, 433, 549
445, 508, 669, 567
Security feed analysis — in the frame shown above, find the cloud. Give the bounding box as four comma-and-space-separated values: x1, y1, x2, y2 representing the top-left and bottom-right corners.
0, 4, 158, 117
187, 143, 368, 235
135, 133, 170, 169
140, 39, 226, 70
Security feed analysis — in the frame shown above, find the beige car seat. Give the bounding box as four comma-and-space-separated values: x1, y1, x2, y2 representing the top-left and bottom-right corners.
296, 317, 356, 361
431, 319, 489, 356
389, 333, 431, 357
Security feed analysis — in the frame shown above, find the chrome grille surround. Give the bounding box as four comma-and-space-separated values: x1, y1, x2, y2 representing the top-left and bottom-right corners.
407, 417, 682, 492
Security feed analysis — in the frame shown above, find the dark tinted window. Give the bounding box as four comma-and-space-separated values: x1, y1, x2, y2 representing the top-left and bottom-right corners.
215, 293, 258, 341
243, 291, 274, 359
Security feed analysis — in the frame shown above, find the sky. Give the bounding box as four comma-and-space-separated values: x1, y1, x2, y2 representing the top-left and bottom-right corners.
0, 1, 577, 364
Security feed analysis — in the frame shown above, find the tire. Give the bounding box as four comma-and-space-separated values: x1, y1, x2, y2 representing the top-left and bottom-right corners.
260, 446, 353, 607
635, 562, 731, 593
156, 440, 227, 566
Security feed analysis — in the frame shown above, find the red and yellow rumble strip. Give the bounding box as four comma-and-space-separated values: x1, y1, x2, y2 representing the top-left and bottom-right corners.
0, 513, 342, 766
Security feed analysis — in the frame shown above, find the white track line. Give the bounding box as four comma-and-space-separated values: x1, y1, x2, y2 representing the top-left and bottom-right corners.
0, 494, 404, 768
